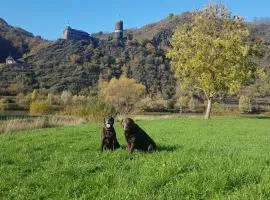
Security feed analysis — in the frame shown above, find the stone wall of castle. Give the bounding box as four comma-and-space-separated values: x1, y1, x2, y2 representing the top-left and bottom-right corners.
62, 20, 124, 41
62, 26, 90, 40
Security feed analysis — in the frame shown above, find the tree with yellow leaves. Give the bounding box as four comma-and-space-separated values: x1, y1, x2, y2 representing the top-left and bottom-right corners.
99, 76, 145, 114
167, 3, 263, 119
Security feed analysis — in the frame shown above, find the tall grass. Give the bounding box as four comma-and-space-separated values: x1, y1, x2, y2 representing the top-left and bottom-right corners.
61, 98, 115, 122
0, 116, 85, 134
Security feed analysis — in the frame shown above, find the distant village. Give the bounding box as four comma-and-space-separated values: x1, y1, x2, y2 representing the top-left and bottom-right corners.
4, 20, 124, 65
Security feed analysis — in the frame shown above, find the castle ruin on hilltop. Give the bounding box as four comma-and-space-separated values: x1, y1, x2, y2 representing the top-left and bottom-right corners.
62, 21, 124, 40
62, 26, 91, 40
115, 20, 123, 39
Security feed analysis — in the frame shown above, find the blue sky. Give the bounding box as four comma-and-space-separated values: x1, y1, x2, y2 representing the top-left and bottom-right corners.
1, 0, 270, 40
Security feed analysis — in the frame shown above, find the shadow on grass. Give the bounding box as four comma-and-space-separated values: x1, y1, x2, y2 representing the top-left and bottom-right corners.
157, 144, 183, 152
120, 144, 182, 152
240, 115, 270, 120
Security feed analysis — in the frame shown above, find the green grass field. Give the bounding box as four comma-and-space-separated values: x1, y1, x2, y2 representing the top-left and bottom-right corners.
1, 116, 270, 199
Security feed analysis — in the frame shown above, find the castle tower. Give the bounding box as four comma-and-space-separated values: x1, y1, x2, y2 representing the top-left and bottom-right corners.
115, 20, 123, 39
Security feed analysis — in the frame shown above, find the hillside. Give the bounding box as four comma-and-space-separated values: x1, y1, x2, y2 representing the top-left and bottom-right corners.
250, 21, 270, 68
24, 38, 175, 97
0, 63, 37, 95
0, 18, 48, 63
131, 12, 192, 47
1, 13, 270, 100
93, 12, 193, 48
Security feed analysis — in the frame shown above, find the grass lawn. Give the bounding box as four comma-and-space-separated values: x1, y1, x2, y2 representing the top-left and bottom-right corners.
0, 116, 270, 199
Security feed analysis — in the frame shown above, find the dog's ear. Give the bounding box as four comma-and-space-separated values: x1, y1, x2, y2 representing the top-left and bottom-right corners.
110, 117, 114, 124
129, 118, 134, 124
104, 117, 108, 124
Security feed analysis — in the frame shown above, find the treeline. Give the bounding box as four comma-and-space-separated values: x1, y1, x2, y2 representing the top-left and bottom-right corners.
2, 77, 268, 122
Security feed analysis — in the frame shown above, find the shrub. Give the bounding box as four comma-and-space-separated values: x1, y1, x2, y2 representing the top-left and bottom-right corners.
46, 93, 61, 106
60, 91, 72, 105
0, 98, 6, 112
188, 97, 201, 112
30, 100, 53, 115
239, 95, 252, 113
70, 54, 81, 64
135, 95, 168, 112
212, 102, 239, 115
31, 89, 38, 102
99, 76, 145, 114
174, 96, 190, 112
61, 98, 114, 122
16, 93, 31, 109
72, 95, 88, 105
7, 83, 26, 94
134, 96, 152, 112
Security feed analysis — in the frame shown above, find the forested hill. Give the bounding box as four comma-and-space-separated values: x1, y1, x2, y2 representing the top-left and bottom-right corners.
249, 22, 270, 68
23, 36, 175, 97
0, 18, 47, 63
0, 13, 270, 97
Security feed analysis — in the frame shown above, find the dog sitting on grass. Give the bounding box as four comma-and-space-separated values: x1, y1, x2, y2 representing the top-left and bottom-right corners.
101, 116, 120, 152
121, 118, 156, 153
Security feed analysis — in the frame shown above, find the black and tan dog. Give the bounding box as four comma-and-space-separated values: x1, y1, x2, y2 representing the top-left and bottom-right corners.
121, 118, 156, 153
101, 116, 120, 152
